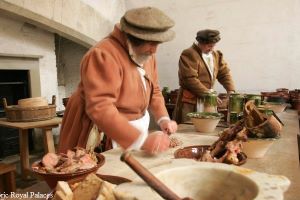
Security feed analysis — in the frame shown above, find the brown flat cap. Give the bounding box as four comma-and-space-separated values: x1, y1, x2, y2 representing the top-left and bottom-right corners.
120, 7, 175, 42
196, 29, 220, 44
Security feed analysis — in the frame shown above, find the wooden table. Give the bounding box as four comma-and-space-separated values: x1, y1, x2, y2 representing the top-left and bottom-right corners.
0, 117, 62, 179
17, 110, 299, 199
176, 111, 300, 200
98, 109, 300, 200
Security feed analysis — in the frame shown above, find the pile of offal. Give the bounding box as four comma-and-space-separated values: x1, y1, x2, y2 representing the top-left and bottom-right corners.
201, 121, 247, 165
200, 101, 282, 164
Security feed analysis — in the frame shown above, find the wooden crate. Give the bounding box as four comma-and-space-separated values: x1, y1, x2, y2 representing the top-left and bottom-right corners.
3, 96, 56, 122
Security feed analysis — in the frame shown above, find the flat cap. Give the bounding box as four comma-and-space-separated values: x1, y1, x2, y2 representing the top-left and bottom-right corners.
196, 29, 220, 44
120, 7, 175, 42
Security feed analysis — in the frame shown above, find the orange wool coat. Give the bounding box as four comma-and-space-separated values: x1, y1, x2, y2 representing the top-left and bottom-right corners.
58, 25, 168, 153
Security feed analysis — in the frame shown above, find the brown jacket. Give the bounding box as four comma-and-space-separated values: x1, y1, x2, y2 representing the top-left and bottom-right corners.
58, 25, 168, 153
173, 43, 235, 123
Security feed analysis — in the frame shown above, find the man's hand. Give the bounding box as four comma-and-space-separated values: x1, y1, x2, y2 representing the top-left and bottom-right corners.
217, 97, 223, 106
141, 131, 170, 155
159, 120, 178, 135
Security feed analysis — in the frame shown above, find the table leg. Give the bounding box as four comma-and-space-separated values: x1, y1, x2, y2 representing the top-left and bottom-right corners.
43, 128, 55, 153
19, 129, 30, 180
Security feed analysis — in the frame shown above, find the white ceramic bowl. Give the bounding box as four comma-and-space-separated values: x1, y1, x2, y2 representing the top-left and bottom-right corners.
242, 137, 278, 158
187, 112, 224, 133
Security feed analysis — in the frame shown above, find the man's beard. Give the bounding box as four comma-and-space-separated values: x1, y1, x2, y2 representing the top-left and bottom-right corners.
131, 53, 151, 66
128, 42, 152, 66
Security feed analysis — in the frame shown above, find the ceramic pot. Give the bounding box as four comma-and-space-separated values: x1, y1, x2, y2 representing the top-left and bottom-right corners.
291, 98, 300, 111
245, 94, 262, 106
228, 93, 245, 113
261, 92, 289, 103
276, 88, 289, 93
245, 115, 282, 138
289, 89, 300, 100
202, 92, 218, 112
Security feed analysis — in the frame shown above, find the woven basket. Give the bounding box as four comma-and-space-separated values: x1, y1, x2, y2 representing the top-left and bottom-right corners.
3, 96, 56, 122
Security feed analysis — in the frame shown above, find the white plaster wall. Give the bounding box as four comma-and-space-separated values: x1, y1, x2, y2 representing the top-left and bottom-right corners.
0, 14, 57, 102
1, 0, 126, 46
57, 38, 88, 110
83, 0, 126, 24
126, 0, 300, 93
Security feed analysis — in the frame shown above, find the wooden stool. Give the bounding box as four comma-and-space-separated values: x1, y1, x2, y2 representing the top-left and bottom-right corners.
0, 163, 16, 192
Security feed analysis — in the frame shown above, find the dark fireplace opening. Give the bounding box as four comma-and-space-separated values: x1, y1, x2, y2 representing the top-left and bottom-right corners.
0, 69, 34, 158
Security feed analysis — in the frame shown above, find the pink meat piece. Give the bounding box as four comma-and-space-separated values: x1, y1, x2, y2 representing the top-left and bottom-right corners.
226, 140, 242, 154
75, 148, 86, 158
42, 153, 59, 169
80, 154, 97, 165
66, 150, 75, 159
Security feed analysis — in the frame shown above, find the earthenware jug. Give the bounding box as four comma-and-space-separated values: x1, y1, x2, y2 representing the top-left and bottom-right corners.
245, 94, 262, 106
202, 91, 217, 112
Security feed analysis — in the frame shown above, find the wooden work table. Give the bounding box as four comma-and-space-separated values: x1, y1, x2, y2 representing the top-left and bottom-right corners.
243, 110, 300, 199
0, 117, 62, 179
98, 110, 300, 200
18, 110, 299, 199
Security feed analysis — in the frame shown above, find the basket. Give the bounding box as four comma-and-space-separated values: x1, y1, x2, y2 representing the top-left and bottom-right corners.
3, 96, 56, 122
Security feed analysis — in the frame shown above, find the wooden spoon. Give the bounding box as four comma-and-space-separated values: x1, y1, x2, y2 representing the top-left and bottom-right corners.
121, 152, 193, 200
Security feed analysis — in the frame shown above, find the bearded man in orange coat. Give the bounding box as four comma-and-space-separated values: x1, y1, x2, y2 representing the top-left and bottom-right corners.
58, 7, 177, 154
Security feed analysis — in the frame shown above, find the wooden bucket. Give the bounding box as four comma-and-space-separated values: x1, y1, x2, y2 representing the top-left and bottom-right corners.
3, 96, 56, 122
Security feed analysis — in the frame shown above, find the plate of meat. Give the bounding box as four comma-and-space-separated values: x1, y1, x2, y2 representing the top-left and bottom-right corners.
31, 147, 105, 189
174, 145, 247, 166
174, 121, 248, 166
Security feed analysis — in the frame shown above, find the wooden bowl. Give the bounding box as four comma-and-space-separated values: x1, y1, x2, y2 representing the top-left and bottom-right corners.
174, 145, 247, 166
31, 154, 105, 189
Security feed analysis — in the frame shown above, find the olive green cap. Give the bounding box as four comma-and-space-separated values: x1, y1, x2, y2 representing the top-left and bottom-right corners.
196, 29, 220, 44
